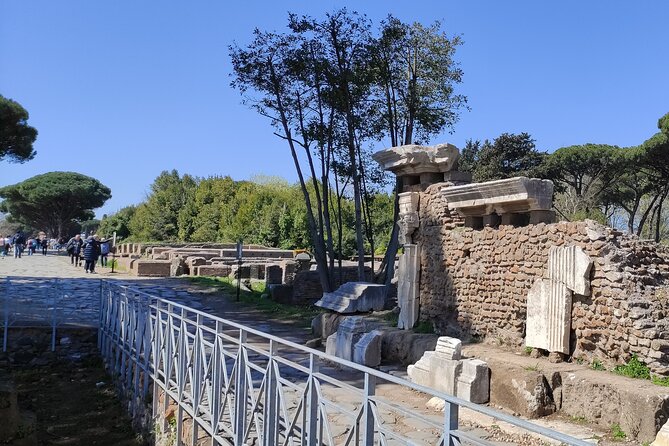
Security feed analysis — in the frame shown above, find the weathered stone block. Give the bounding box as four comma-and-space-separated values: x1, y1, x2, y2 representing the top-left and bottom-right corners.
456, 359, 489, 404
196, 265, 231, 277
315, 282, 386, 314
311, 312, 343, 339
326, 316, 367, 361
268, 284, 293, 304
373, 143, 459, 176
134, 260, 171, 277
435, 336, 462, 360
489, 367, 555, 419
265, 264, 283, 285
525, 278, 572, 354
353, 330, 383, 367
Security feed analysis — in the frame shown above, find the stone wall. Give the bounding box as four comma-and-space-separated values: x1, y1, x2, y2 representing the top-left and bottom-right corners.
415, 184, 669, 374
292, 267, 373, 303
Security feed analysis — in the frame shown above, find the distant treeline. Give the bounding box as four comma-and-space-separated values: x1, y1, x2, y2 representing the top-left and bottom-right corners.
98, 171, 394, 256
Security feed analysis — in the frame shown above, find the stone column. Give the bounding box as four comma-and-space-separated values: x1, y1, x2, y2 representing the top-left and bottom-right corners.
397, 192, 421, 329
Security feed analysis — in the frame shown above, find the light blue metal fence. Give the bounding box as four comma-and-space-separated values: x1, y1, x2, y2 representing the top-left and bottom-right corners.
98, 279, 593, 446
1, 276, 99, 351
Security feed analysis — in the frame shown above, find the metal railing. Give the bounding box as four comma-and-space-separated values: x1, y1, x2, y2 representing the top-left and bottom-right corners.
1, 277, 99, 351
98, 279, 592, 446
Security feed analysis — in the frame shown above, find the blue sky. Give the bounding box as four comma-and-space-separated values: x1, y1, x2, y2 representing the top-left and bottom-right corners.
1, 1, 667, 218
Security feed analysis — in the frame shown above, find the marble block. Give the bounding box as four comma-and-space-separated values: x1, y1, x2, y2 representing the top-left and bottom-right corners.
456, 359, 490, 404
525, 278, 572, 354
353, 330, 383, 367
315, 282, 386, 314
547, 245, 592, 296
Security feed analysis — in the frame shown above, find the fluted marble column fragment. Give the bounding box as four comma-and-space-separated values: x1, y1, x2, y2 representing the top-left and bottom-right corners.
546, 245, 592, 296
525, 278, 572, 354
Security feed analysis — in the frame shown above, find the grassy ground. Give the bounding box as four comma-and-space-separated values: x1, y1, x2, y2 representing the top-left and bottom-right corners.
186, 276, 321, 326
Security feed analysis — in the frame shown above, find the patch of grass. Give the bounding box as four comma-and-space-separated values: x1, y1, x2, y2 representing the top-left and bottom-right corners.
524, 346, 533, 356
652, 375, 669, 387
570, 415, 588, 424
382, 311, 399, 326
413, 320, 434, 334
590, 359, 606, 371
613, 354, 650, 380
524, 363, 541, 372
610, 423, 626, 440
186, 276, 320, 325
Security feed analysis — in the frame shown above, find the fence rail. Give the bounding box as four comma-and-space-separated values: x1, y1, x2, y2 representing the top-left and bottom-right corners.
98, 279, 592, 446
1, 277, 99, 351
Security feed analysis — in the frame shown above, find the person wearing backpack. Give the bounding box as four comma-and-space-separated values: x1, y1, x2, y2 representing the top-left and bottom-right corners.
83, 235, 101, 273
66, 234, 83, 266
99, 238, 110, 267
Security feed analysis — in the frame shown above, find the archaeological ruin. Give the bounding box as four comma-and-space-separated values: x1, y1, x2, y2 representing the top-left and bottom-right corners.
370, 142, 669, 376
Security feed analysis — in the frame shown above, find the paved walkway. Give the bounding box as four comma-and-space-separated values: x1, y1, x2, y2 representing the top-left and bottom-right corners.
0, 252, 607, 445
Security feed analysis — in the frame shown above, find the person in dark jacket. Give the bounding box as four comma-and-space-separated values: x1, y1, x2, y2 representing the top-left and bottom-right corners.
12, 231, 25, 258
83, 236, 101, 273
66, 234, 83, 266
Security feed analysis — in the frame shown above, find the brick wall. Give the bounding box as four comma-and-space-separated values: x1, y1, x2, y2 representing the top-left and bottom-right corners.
415, 185, 669, 374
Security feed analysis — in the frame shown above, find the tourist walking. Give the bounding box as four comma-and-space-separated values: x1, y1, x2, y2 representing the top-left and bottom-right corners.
1, 235, 10, 258
99, 238, 110, 267
41, 237, 48, 255
66, 234, 83, 266
83, 235, 100, 273
12, 231, 25, 258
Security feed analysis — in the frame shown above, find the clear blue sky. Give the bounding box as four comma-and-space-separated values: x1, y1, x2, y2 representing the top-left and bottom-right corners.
1, 1, 667, 218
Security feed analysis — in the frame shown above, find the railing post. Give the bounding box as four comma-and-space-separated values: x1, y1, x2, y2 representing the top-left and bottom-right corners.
263, 339, 278, 446
3, 278, 9, 352
210, 321, 222, 446
444, 400, 459, 446
362, 373, 377, 445
234, 328, 248, 446
191, 314, 202, 445
307, 353, 320, 446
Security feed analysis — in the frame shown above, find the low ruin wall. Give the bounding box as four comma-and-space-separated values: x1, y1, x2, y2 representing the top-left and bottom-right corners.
415, 185, 669, 374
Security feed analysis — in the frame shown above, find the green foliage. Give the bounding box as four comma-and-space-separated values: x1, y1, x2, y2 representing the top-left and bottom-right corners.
121, 171, 394, 256
80, 219, 100, 235
127, 170, 196, 241
570, 415, 588, 424
524, 346, 533, 355
98, 206, 136, 240
524, 363, 541, 372
610, 423, 626, 440
460, 133, 547, 182
591, 359, 605, 371
413, 320, 435, 334
0, 95, 37, 163
651, 375, 669, 387
613, 354, 650, 380
0, 171, 111, 237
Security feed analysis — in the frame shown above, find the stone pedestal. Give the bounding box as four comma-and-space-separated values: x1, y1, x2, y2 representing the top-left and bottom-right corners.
407, 336, 490, 403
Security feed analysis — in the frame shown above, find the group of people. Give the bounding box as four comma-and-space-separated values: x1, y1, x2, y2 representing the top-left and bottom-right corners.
1, 231, 50, 258
65, 234, 111, 273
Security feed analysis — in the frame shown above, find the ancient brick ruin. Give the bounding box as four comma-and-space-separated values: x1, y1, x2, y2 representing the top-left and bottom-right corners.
374, 143, 669, 375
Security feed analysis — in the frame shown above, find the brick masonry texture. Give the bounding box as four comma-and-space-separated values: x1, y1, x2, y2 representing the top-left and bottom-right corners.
415, 185, 669, 375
